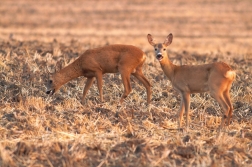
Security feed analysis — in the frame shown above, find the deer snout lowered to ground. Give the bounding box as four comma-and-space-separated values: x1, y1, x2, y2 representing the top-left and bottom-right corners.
46, 44, 151, 104
147, 33, 236, 132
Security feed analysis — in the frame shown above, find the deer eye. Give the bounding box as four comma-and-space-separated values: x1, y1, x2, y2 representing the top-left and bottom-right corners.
155, 48, 157, 51
163, 48, 166, 51
49, 80, 53, 84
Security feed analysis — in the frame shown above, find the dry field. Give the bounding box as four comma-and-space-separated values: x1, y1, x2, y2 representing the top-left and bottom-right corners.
0, 0, 252, 166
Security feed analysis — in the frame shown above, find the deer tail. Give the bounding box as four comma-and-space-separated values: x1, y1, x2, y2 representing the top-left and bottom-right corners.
225, 70, 236, 80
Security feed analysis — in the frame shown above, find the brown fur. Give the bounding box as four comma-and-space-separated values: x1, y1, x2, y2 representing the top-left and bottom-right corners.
46, 44, 151, 104
147, 33, 235, 131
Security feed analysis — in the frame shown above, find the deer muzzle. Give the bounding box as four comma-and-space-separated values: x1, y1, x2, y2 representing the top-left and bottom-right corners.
156, 53, 163, 61
46, 89, 55, 95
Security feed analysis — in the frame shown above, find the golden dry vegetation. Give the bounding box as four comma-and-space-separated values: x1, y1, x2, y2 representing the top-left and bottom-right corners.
0, 0, 252, 166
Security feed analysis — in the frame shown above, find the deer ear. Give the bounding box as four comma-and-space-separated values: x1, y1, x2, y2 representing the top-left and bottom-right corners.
46, 66, 54, 75
55, 61, 63, 73
163, 33, 173, 46
147, 34, 155, 46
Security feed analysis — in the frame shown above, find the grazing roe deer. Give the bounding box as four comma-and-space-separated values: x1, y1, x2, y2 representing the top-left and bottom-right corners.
147, 33, 236, 131
46, 44, 151, 104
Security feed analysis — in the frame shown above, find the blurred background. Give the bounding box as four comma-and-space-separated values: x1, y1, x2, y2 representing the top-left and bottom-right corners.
0, 0, 252, 55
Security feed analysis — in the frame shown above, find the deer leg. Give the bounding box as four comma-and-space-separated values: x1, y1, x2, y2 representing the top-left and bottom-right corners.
82, 77, 95, 102
132, 69, 151, 104
178, 102, 185, 130
211, 90, 230, 131
182, 92, 190, 131
177, 94, 185, 130
119, 70, 131, 103
223, 84, 233, 126
95, 72, 103, 102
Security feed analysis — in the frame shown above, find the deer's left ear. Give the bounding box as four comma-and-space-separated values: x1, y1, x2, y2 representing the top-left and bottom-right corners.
163, 33, 173, 46
147, 34, 156, 46
55, 60, 63, 73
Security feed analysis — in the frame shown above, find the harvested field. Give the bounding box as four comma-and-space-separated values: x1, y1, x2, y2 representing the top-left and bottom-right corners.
0, 0, 252, 166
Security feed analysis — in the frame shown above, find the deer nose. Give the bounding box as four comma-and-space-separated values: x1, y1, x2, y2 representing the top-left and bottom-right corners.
157, 53, 162, 58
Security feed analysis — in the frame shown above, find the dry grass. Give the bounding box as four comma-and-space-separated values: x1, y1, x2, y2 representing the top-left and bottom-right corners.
0, 0, 252, 166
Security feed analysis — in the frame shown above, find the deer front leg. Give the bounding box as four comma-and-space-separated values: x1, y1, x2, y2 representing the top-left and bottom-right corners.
81, 77, 95, 103
178, 95, 185, 130
182, 92, 190, 131
95, 72, 103, 102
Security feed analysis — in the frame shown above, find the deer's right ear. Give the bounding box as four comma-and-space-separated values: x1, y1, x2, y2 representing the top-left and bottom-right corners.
147, 34, 155, 46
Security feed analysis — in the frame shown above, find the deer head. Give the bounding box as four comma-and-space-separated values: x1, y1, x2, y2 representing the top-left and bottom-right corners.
147, 33, 173, 62
45, 61, 63, 95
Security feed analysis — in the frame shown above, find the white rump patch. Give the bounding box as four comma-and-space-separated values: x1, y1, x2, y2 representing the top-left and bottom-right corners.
225, 70, 236, 80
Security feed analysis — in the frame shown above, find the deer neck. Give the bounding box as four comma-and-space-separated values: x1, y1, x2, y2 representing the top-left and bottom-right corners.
159, 57, 175, 81
53, 60, 82, 88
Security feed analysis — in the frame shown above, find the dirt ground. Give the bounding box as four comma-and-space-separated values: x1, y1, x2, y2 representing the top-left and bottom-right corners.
0, 0, 252, 166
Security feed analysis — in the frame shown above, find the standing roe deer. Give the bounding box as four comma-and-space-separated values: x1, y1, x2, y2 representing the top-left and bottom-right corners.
147, 33, 236, 131
46, 44, 151, 104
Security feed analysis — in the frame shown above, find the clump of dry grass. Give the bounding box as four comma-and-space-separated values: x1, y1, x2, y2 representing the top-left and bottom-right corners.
0, 39, 251, 167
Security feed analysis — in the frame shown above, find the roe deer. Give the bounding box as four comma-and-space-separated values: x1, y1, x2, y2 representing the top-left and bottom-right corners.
147, 33, 236, 131
46, 44, 151, 104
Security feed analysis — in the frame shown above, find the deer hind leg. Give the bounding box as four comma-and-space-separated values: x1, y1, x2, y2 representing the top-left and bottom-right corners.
223, 82, 233, 126
131, 68, 151, 104
210, 89, 230, 131
119, 69, 132, 103
95, 72, 104, 102
82, 77, 95, 103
